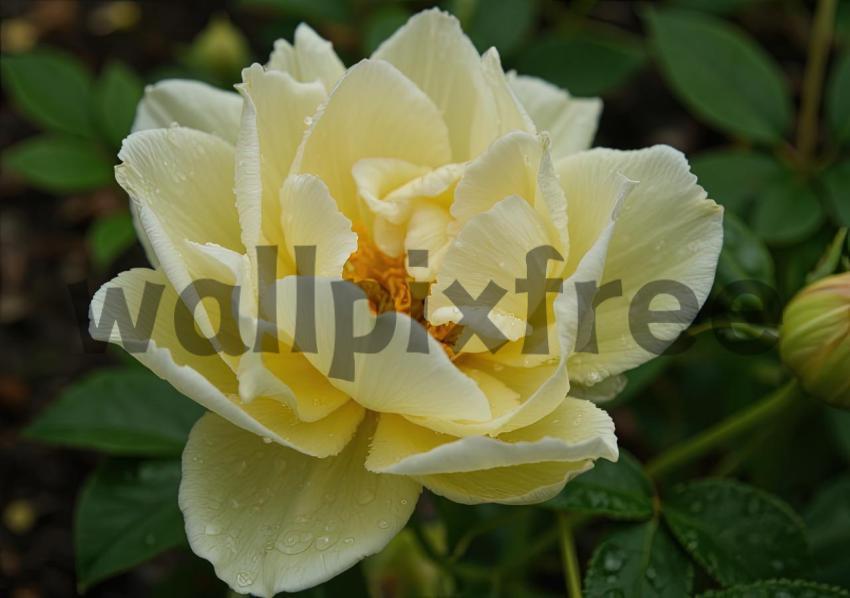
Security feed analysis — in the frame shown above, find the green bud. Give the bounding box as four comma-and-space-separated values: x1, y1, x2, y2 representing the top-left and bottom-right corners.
185, 14, 249, 84
780, 272, 850, 408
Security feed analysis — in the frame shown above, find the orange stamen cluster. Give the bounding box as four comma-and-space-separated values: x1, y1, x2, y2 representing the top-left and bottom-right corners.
343, 229, 461, 357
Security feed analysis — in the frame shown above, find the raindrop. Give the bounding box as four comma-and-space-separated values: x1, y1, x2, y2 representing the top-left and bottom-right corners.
205, 523, 222, 536
377, 519, 390, 530
236, 571, 253, 587
277, 530, 313, 555
315, 535, 338, 551
357, 489, 376, 505
262, 436, 272, 444
603, 550, 623, 572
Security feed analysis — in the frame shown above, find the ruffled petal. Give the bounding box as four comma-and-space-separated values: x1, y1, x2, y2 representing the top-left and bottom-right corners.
268, 23, 346, 92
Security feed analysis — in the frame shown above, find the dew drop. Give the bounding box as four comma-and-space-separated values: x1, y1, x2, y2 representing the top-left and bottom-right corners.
262, 436, 272, 444
603, 550, 623, 572
357, 489, 376, 505
205, 523, 222, 536
315, 535, 338, 551
377, 519, 390, 529
236, 571, 253, 587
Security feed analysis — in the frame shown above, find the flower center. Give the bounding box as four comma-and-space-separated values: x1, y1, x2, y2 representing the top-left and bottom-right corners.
342, 229, 462, 357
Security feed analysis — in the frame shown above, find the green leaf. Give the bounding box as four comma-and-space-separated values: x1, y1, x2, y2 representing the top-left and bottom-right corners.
25, 367, 203, 456
75, 458, 185, 590
751, 176, 825, 245
646, 9, 791, 143
690, 149, 783, 215
804, 474, 850, 587
827, 52, 850, 145
363, 6, 411, 54
1, 48, 95, 137
663, 479, 809, 586
698, 579, 850, 597
584, 520, 693, 598
821, 159, 850, 227
544, 451, 654, 520
515, 31, 645, 96
87, 212, 138, 269
459, 0, 537, 57
2, 135, 114, 193
717, 213, 776, 288
96, 61, 143, 148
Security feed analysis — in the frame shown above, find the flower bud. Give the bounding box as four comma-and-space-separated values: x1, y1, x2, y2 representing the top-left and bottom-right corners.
780, 272, 850, 408
185, 14, 248, 83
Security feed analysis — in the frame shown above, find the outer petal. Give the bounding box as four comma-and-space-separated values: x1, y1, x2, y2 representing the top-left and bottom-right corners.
89, 268, 364, 458
235, 64, 326, 253
115, 127, 243, 330
291, 59, 451, 219
276, 277, 491, 422
556, 146, 723, 383
180, 413, 421, 596
508, 74, 602, 159
268, 23, 346, 92
367, 398, 617, 476
132, 80, 242, 143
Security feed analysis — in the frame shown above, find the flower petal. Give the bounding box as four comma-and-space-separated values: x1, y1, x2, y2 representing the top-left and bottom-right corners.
368, 398, 616, 476
180, 413, 421, 596
430, 195, 558, 346
132, 80, 242, 143
556, 146, 723, 383
116, 127, 243, 297
235, 64, 325, 253
268, 23, 346, 92
508, 74, 602, 159
292, 59, 452, 220
451, 131, 568, 255
276, 276, 492, 422
90, 268, 363, 458
280, 174, 357, 277
372, 9, 495, 160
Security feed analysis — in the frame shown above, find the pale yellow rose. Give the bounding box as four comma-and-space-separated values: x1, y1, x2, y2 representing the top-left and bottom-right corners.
90, 9, 723, 595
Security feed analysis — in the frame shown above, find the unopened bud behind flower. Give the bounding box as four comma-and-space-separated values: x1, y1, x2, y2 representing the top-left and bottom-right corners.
780, 272, 850, 408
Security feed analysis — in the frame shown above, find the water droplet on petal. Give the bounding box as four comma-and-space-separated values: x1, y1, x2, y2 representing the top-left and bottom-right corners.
236, 571, 253, 587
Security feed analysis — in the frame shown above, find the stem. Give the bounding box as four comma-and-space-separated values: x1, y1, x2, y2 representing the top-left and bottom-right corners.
797, 0, 837, 163
646, 380, 799, 479
558, 513, 583, 598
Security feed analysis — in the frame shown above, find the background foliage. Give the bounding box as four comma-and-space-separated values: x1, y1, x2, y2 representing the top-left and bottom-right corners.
1, 0, 848, 596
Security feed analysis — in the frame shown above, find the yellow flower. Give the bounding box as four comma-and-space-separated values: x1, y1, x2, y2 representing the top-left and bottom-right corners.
780, 272, 850, 408
90, 9, 722, 595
